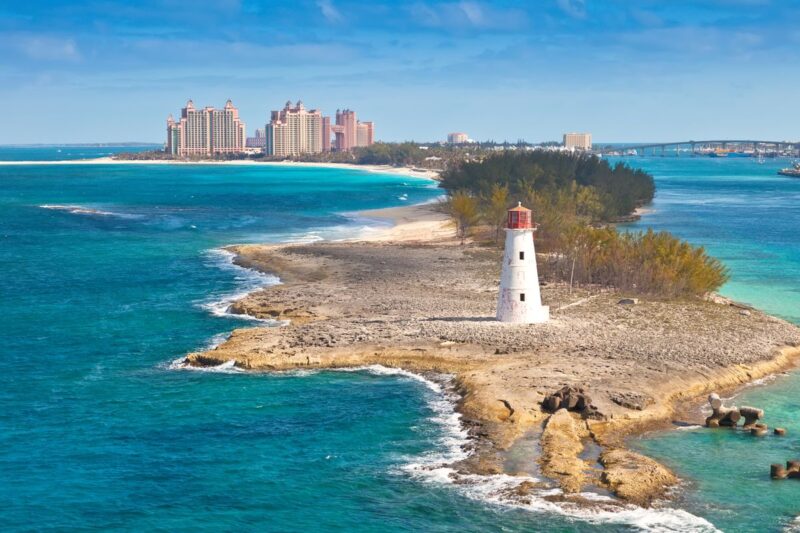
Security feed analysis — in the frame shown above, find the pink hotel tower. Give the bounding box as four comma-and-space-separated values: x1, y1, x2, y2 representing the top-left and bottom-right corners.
166, 100, 246, 157
266, 100, 374, 157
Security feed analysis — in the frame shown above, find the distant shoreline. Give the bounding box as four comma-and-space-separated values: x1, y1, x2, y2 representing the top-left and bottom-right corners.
0, 157, 441, 181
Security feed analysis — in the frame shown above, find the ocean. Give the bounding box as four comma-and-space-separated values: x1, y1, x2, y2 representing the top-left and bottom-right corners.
621, 156, 800, 532
1, 148, 797, 531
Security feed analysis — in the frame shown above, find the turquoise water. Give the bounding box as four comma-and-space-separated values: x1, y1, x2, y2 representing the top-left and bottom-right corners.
4, 150, 681, 532
622, 156, 800, 532
0, 145, 159, 161
2, 149, 796, 532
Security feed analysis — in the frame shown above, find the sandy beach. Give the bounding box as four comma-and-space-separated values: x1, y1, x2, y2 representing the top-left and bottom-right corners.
0, 157, 441, 181
179, 202, 800, 509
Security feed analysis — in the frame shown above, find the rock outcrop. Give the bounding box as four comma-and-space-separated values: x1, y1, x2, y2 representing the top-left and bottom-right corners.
599, 449, 678, 506
542, 386, 603, 419
540, 409, 589, 494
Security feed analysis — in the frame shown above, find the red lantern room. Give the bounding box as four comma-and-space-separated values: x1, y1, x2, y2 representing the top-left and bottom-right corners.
507, 202, 533, 229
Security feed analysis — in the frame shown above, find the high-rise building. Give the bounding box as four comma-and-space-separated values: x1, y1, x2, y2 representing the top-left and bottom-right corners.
166, 100, 246, 157
447, 132, 469, 144
357, 121, 374, 147
246, 128, 266, 148
265, 100, 323, 157
322, 116, 331, 153
332, 109, 357, 151
328, 109, 374, 151
563, 132, 592, 151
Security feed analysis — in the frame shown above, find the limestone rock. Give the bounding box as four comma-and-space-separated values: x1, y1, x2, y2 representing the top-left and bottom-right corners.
609, 391, 654, 411
600, 449, 677, 506
540, 409, 587, 494
542, 385, 603, 419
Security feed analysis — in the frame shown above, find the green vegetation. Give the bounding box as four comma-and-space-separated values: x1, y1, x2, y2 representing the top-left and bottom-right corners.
439, 151, 655, 221
354, 143, 425, 166
440, 151, 728, 297
551, 226, 729, 297
444, 191, 480, 244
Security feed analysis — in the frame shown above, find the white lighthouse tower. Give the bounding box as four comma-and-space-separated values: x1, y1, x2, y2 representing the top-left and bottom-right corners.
496, 203, 549, 323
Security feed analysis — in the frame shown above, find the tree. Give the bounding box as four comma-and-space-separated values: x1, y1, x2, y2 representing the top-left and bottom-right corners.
481, 183, 509, 243
445, 191, 480, 244
574, 183, 604, 222
439, 151, 654, 220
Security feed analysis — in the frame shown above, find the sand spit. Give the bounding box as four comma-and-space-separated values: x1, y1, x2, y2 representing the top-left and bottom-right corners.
182, 204, 800, 508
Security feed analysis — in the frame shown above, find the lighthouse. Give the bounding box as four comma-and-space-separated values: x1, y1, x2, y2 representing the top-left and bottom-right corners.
496, 203, 549, 323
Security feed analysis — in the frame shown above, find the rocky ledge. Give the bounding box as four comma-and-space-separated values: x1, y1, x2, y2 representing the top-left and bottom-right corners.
183, 240, 800, 507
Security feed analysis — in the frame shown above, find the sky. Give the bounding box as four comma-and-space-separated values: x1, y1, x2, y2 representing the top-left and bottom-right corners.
1, 0, 799, 144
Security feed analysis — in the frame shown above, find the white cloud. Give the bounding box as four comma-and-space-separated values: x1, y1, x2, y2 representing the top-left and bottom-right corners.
15, 35, 81, 61
557, 0, 586, 19
316, 0, 344, 24
408, 1, 527, 30
458, 1, 484, 26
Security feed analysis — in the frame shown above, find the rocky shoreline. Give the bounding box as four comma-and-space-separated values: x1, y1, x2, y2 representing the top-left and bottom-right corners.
181, 205, 800, 509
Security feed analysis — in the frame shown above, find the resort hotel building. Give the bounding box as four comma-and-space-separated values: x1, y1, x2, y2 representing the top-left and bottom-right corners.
563, 132, 593, 151
266, 101, 375, 157
265, 101, 324, 157
447, 132, 469, 144
166, 100, 246, 157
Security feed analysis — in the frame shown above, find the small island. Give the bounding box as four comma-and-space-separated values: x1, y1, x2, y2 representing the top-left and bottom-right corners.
181, 152, 800, 508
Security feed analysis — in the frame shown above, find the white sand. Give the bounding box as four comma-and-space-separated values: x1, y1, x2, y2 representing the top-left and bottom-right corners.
0, 157, 440, 181
350, 203, 453, 243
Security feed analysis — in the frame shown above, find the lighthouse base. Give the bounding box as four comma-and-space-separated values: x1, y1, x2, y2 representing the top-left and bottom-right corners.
496, 305, 550, 324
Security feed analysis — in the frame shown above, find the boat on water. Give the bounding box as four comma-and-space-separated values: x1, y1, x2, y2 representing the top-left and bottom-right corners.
709, 149, 729, 158
778, 162, 800, 177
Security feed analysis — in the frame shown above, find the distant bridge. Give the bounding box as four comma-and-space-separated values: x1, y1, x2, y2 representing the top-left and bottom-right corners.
595, 140, 800, 156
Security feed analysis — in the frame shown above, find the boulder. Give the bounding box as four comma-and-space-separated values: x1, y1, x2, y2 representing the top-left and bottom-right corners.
541, 385, 600, 419
740, 406, 764, 428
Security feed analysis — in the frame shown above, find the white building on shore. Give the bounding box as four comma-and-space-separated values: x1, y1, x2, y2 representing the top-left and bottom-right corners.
496, 203, 549, 324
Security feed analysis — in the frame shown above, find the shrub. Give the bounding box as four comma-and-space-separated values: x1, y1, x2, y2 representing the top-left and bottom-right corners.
548, 226, 729, 297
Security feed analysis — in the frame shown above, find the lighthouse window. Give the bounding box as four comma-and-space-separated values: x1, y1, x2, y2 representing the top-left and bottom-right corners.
519, 251, 525, 260
520, 293, 526, 302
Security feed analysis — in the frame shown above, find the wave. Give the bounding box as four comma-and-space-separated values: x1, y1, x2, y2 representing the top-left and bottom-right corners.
167, 357, 243, 374
785, 515, 800, 532
197, 248, 281, 322
281, 231, 326, 244
39, 204, 144, 219
335, 365, 717, 532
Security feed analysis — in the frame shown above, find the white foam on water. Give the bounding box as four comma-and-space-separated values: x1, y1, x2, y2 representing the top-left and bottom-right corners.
784, 515, 800, 532
282, 231, 326, 244
198, 248, 281, 322
39, 204, 144, 220
202, 332, 231, 350
167, 357, 243, 374
162, 332, 238, 373
740, 372, 785, 389
278, 368, 320, 377
333, 364, 719, 532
